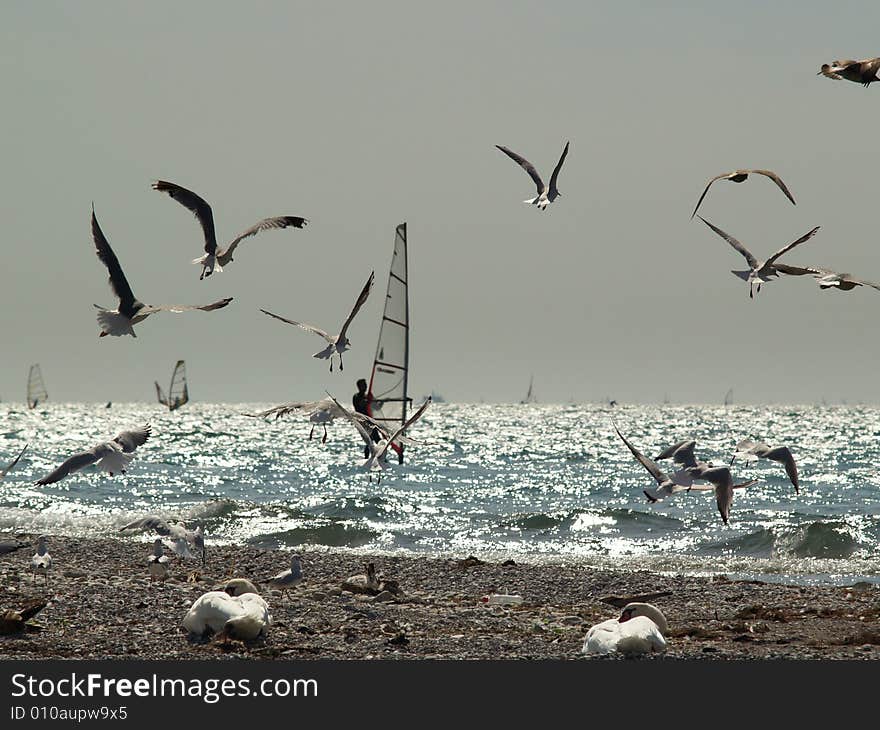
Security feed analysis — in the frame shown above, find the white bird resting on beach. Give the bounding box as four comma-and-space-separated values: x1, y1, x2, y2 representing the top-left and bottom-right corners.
613, 424, 694, 503
90, 206, 233, 337
217, 578, 260, 597
182, 590, 271, 640
119, 516, 206, 565
265, 554, 303, 596
260, 270, 374, 372
35, 424, 152, 485
730, 439, 799, 494
246, 398, 419, 446
326, 393, 431, 480
30, 536, 51, 585
696, 215, 820, 299
583, 602, 668, 656
147, 538, 170, 583
1, 443, 28, 480
496, 141, 569, 210
685, 466, 758, 525
151, 180, 308, 280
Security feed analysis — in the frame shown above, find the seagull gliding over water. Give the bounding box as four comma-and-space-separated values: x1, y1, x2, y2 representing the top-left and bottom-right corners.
495, 141, 569, 210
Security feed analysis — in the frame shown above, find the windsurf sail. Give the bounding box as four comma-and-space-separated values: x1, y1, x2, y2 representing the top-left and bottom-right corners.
368, 222, 410, 464
723, 388, 733, 406
26, 364, 48, 410
156, 360, 189, 411
520, 375, 536, 404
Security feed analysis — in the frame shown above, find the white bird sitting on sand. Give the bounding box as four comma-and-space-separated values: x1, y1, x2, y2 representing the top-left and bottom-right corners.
151, 180, 308, 280
182, 589, 271, 640
31, 536, 51, 585
260, 271, 374, 373
90, 207, 233, 337
218, 578, 260, 597
685, 466, 758, 525
147, 538, 170, 583
265, 554, 303, 597
1, 443, 28, 480
730, 439, 799, 494
613, 425, 694, 503
696, 216, 820, 299
583, 602, 668, 656
119, 516, 206, 565
496, 141, 569, 210
327, 393, 431, 480
35, 425, 152, 485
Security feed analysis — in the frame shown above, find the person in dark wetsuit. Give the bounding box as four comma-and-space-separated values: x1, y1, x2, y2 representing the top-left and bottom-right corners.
353, 379, 381, 458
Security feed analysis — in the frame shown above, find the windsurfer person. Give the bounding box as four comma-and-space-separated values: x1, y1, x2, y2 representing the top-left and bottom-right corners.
353, 378, 381, 458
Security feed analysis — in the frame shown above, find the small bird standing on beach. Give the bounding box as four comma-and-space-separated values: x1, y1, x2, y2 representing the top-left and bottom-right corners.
730, 439, 799, 494
691, 169, 796, 219
147, 538, 170, 583
818, 57, 880, 86
151, 180, 308, 280
496, 141, 569, 210
265, 554, 303, 598
90, 207, 233, 337
36, 425, 152, 485
30, 536, 51, 585
260, 271, 375, 373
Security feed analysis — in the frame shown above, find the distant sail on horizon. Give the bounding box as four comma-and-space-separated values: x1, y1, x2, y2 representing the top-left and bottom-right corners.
367, 222, 411, 464
724, 388, 734, 406
155, 360, 189, 412
520, 375, 537, 404
26, 364, 48, 410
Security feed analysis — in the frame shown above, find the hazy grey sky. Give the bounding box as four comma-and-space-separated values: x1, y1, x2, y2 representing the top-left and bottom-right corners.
2, 1, 880, 404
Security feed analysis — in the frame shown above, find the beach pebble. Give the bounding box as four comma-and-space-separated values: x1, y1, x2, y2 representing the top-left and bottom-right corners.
373, 591, 395, 603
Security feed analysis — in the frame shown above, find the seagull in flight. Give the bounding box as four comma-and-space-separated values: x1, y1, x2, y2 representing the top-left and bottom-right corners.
819, 57, 880, 86
696, 216, 820, 298
260, 271, 374, 372
151, 180, 308, 280
691, 169, 796, 219
119, 516, 206, 565
685, 467, 758, 525
612, 425, 694, 503
495, 141, 569, 210
1, 444, 28, 480
35, 425, 152, 485
654, 439, 713, 479
730, 439, 799, 494
797, 268, 880, 293
90, 207, 233, 337
327, 393, 431, 480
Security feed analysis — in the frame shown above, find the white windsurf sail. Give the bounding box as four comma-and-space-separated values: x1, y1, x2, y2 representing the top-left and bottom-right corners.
368, 222, 410, 464
26, 364, 48, 410
520, 375, 536, 404
157, 360, 189, 411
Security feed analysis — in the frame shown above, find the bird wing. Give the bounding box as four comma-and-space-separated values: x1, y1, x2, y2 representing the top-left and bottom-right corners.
139, 298, 233, 315
690, 173, 731, 219
113, 424, 152, 453
496, 145, 545, 193
91, 207, 138, 312
1, 443, 29, 478
35, 447, 103, 485
654, 439, 694, 463
773, 263, 816, 277
696, 216, 758, 268
119, 516, 171, 534
325, 392, 374, 443
221, 216, 308, 259
374, 397, 432, 462
613, 425, 669, 487
765, 227, 821, 267
548, 141, 570, 197
766, 446, 799, 493
151, 180, 217, 255
259, 309, 332, 341
338, 271, 375, 341
247, 400, 327, 420
749, 169, 797, 206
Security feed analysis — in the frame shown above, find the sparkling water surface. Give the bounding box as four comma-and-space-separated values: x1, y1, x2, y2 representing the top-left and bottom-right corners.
2, 402, 879, 586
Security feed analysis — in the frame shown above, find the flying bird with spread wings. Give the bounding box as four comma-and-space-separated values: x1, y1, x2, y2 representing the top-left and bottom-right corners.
819, 57, 880, 87
495, 141, 569, 210
90, 207, 233, 337
35, 425, 152, 485
260, 271, 374, 372
151, 180, 308, 280
691, 169, 796, 219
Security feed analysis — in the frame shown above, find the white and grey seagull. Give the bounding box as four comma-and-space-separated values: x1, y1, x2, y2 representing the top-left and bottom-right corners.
796, 267, 880, 294
147, 538, 171, 583
151, 180, 308, 280
265, 554, 304, 598
654, 439, 713, 479
35, 425, 152, 485
119, 516, 206, 565
730, 439, 799, 494
91, 207, 233, 337
819, 58, 880, 87
1, 443, 28, 480
613, 425, 694, 503
685, 466, 758, 525
696, 215, 820, 299
260, 271, 375, 372
691, 169, 796, 219
496, 141, 569, 210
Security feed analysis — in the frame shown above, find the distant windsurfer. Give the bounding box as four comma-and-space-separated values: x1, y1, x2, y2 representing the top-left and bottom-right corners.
353, 378, 381, 458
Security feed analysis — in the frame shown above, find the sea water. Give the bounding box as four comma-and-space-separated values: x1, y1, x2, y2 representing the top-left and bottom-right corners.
1, 402, 878, 586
